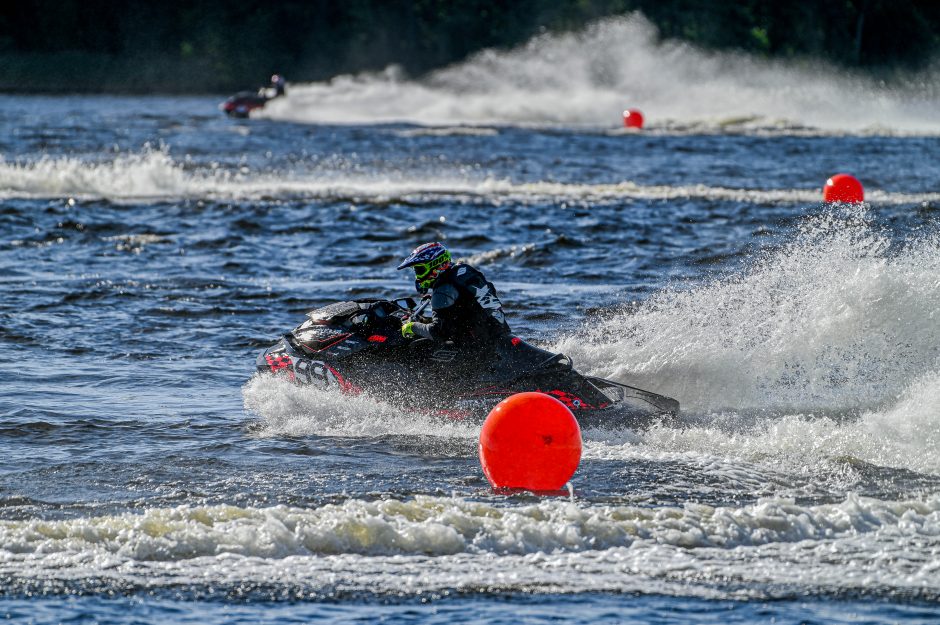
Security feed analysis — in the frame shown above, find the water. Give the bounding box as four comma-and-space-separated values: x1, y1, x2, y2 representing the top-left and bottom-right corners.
2, 16, 940, 624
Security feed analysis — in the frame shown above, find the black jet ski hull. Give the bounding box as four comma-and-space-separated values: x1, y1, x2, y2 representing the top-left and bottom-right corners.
221, 91, 269, 118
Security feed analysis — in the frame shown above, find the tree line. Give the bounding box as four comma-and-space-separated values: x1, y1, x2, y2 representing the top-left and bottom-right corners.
1, 0, 937, 93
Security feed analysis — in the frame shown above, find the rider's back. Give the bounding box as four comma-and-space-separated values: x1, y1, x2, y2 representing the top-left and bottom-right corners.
429, 263, 510, 348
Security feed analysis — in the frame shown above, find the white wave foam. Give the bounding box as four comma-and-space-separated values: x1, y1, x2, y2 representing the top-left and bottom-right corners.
3, 495, 938, 599
263, 15, 940, 132
242, 374, 476, 439
1, 494, 936, 562
0, 150, 197, 200
3, 150, 937, 205
459, 243, 538, 266
394, 126, 500, 137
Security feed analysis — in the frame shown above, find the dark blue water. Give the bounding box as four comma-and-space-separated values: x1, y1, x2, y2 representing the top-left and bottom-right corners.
4, 595, 940, 625
1, 93, 939, 624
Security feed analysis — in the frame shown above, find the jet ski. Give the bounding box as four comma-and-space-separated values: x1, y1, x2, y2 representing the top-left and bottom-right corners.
222, 75, 286, 118
255, 298, 680, 428
220, 90, 270, 118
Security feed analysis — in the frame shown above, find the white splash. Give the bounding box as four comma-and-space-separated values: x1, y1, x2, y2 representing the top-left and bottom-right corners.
242, 374, 476, 439
561, 207, 940, 412
559, 206, 940, 474
263, 15, 940, 132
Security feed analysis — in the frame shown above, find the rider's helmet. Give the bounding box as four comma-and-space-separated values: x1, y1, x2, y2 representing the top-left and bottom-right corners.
397, 242, 452, 293
271, 74, 283, 85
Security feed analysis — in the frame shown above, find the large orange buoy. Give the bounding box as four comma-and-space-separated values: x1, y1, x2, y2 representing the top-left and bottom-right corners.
622, 109, 644, 129
823, 173, 864, 203
478, 392, 582, 491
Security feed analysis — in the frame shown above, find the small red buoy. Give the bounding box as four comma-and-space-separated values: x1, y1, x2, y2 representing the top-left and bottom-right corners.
622, 109, 644, 129
823, 173, 864, 203
478, 392, 582, 491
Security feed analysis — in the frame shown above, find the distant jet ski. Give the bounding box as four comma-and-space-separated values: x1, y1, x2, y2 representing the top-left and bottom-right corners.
221, 74, 286, 118
255, 298, 680, 428
220, 90, 270, 118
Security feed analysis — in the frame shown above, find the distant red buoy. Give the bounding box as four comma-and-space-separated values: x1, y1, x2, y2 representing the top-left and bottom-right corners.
823, 174, 864, 203
478, 392, 582, 491
622, 109, 644, 129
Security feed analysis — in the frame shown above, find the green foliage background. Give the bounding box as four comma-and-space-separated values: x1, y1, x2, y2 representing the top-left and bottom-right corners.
1, 0, 938, 93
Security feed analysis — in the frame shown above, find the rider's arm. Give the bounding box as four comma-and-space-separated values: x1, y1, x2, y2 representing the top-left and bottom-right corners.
409, 283, 458, 341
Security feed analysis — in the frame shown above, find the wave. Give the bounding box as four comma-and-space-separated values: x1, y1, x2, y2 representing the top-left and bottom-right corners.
394, 127, 501, 137
2, 494, 936, 562
557, 206, 940, 474
2, 493, 938, 601
262, 15, 940, 133
3, 150, 938, 205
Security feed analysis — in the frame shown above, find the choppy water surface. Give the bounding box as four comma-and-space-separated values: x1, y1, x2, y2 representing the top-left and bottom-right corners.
2, 21, 940, 624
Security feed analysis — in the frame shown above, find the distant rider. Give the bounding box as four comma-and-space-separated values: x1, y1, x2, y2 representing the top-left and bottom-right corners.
260, 74, 286, 100
397, 242, 511, 357
270, 74, 286, 98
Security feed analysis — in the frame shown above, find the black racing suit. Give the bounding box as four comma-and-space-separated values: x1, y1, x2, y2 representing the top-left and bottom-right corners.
408, 263, 511, 354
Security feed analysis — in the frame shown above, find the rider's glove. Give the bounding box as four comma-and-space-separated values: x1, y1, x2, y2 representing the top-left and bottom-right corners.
401, 321, 415, 338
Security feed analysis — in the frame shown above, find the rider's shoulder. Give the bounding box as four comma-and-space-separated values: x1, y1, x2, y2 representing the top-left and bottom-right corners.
448, 262, 485, 283
430, 282, 459, 308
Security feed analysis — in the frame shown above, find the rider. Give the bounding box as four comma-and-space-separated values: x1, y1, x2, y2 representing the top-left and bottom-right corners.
270, 74, 286, 98
259, 74, 286, 100
397, 242, 511, 355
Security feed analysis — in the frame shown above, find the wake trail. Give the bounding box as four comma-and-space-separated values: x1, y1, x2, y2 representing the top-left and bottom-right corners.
264, 14, 940, 133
